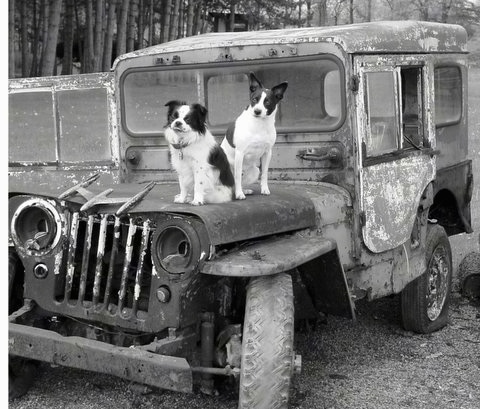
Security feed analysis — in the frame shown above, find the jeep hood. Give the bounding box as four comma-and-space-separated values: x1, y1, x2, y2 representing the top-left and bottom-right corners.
12, 182, 323, 246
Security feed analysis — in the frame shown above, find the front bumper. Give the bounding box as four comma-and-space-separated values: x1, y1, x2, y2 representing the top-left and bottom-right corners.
9, 318, 193, 393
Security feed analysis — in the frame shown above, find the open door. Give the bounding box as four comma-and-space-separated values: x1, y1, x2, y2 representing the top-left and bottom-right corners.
354, 55, 436, 253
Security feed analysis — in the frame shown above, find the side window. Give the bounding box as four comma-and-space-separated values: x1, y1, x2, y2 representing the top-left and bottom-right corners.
401, 67, 423, 148
365, 71, 398, 156
9, 90, 57, 163
57, 88, 111, 162
364, 66, 424, 157
434, 66, 461, 127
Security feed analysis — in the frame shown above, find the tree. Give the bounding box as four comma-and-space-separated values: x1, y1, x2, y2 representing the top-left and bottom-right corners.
103, 0, 117, 70
61, 0, 74, 75
8, 0, 15, 78
40, 0, 62, 76
117, 0, 130, 57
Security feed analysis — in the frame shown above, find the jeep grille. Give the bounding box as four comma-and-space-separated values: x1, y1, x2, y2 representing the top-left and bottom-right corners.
60, 212, 153, 317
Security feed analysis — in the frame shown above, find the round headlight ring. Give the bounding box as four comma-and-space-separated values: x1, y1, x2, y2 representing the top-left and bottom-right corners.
152, 218, 206, 277
11, 198, 63, 256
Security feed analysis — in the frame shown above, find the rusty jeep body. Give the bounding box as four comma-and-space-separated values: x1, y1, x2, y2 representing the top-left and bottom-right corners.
9, 21, 473, 407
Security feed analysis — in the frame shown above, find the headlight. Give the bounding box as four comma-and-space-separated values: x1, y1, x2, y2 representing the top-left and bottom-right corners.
152, 217, 210, 277
11, 198, 63, 256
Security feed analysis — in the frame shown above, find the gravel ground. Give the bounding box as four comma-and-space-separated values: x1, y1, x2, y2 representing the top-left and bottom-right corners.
8, 291, 480, 409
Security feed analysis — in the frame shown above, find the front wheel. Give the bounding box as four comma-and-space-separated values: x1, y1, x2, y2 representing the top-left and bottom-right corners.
238, 273, 296, 409
401, 224, 452, 333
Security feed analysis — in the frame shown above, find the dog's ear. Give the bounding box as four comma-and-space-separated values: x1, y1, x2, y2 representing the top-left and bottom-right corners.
272, 82, 288, 101
249, 72, 263, 93
191, 103, 208, 122
190, 103, 208, 134
165, 100, 185, 121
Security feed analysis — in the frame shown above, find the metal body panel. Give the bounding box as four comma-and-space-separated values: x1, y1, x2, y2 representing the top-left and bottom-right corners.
9, 322, 193, 393
113, 21, 467, 70
203, 234, 336, 276
360, 154, 435, 253
8, 72, 121, 188
13, 182, 318, 246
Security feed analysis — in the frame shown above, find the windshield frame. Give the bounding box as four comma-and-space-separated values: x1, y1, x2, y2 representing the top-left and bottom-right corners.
120, 55, 346, 137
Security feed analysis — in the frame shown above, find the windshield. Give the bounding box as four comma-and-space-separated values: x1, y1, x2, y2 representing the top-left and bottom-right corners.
122, 57, 344, 136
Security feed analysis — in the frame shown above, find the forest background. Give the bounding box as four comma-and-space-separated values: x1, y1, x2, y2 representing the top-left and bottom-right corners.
7, 0, 480, 79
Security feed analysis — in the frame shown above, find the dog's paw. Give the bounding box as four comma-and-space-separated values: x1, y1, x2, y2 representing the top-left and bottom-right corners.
235, 191, 246, 200
244, 189, 254, 195
174, 194, 188, 203
261, 187, 271, 195
190, 199, 204, 206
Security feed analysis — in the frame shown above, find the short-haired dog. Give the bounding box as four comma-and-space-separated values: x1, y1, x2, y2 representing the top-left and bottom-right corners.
221, 72, 288, 200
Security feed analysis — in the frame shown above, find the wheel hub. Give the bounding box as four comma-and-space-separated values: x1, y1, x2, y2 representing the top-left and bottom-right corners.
426, 244, 449, 321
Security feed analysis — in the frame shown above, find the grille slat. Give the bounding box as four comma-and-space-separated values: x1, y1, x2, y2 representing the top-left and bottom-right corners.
92, 215, 108, 305
78, 215, 95, 303
65, 212, 80, 301
132, 221, 151, 315
103, 217, 121, 308
62, 213, 152, 316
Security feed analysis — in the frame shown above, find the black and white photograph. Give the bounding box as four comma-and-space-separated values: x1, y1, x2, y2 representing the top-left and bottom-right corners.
7, 1, 480, 408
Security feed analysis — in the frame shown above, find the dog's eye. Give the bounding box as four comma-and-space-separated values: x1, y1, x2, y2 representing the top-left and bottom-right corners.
252, 97, 258, 103
173, 112, 179, 119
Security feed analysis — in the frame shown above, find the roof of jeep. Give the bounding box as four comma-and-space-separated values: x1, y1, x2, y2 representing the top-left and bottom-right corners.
113, 20, 467, 68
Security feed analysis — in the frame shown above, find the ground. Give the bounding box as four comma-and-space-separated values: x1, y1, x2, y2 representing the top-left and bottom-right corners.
8, 40, 480, 409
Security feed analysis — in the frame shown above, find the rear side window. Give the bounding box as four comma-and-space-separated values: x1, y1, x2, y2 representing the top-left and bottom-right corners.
434, 66, 462, 127
9, 91, 56, 163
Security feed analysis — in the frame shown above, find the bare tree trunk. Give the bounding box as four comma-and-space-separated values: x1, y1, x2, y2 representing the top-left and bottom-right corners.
41, 0, 62, 76
92, 0, 105, 71
306, 0, 312, 27
193, 0, 203, 35
148, 0, 154, 45
30, 0, 41, 76
161, 0, 172, 43
318, 0, 327, 26
103, 0, 116, 70
74, 1, 85, 72
186, 0, 195, 36
177, 0, 184, 39
39, 0, 49, 72
84, 0, 94, 72
62, 0, 74, 75
169, 0, 180, 41
138, 0, 145, 47
349, 0, 354, 23
21, 0, 29, 77
229, 1, 235, 32
117, 0, 130, 56
127, 0, 138, 51
8, 0, 15, 78
366, 0, 372, 21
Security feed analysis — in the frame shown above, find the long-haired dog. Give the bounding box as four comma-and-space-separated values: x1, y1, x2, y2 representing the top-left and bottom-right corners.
221, 72, 288, 200
164, 100, 234, 205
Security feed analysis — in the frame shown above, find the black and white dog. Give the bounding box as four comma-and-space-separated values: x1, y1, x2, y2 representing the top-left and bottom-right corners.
221, 72, 288, 200
164, 101, 234, 205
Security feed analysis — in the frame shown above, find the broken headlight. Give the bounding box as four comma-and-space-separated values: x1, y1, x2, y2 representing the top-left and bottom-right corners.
152, 217, 210, 277
11, 197, 63, 256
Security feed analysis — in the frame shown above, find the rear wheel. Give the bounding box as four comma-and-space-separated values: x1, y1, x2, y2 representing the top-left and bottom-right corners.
401, 224, 452, 333
457, 252, 480, 298
238, 273, 295, 409
9, 249, 37, 400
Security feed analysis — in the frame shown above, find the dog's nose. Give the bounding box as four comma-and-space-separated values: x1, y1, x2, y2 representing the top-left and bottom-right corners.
254, 109, 262, 116
173, 120, 183, 128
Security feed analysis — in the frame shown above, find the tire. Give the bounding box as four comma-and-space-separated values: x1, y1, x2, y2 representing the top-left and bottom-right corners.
457, 252, 480, 298
9, 248, 38, 400
401, 224, 452, 334
238, 273, 295, 409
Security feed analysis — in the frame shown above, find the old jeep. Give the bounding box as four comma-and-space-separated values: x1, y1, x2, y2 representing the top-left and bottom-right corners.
9, 21, 473, 407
